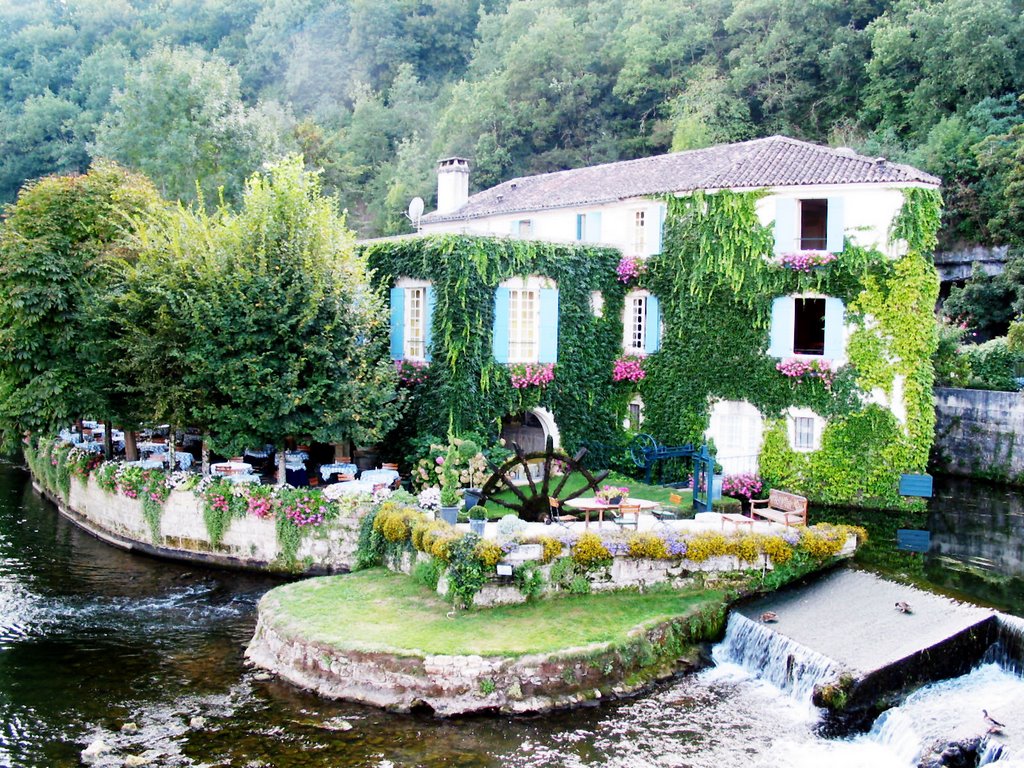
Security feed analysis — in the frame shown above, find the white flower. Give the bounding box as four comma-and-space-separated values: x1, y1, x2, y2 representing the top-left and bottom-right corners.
417, 486, 441, 510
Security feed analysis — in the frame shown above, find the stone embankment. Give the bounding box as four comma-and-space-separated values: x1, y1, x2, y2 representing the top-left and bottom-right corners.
34, 475, 365, 573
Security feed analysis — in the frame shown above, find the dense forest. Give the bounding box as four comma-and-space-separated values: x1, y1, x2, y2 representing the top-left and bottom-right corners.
2, 0, 1024, 245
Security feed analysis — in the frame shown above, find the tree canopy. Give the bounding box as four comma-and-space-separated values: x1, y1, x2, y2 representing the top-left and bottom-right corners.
1, 0, 1023, 244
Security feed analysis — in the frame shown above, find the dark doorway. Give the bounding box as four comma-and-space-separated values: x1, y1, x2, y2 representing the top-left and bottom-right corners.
500, 411, 546, 454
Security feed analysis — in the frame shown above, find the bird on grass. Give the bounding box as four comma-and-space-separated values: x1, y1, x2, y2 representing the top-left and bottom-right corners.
760, 611, 778, 623
983, 710, 1005, 734
895, 601, 912, 614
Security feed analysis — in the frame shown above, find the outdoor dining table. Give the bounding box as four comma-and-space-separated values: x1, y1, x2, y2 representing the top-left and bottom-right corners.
329, 480, 377, 496
124, 459, 164, 470
211, 461, 253, 477
319, 462, 358, 482
360, 468, 400, 487
149, 451, 194, 471
563, 497, 661, 528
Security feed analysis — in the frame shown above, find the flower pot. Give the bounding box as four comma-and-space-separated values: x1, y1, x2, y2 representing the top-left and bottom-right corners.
469, 518, 486, 536
607, 495, 622, 505
464, 488, 483, 510
439, 506, 460, 525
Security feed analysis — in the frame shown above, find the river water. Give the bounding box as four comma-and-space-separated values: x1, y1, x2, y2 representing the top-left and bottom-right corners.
0, 463, 1021, 768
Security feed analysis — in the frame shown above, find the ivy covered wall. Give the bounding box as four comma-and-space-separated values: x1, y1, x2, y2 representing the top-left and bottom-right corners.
364, 235, 631, 457
642, 188, 942, 509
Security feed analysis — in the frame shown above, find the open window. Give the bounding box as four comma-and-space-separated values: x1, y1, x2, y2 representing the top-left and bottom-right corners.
768, 296, 845, 360
800, 200, 828, 250
774, 197, 845, 253
622, 290, 662, 355
793, 298, 826, 355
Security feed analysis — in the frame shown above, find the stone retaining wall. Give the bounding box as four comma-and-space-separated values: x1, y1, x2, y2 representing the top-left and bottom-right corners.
245, 593, 711, 716
40, 475, 366, 573
933, 387, 1024, 482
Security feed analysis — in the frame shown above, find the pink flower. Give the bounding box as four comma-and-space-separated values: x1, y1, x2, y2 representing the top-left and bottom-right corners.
776, 357, 835, 389
772, 251, 837, 272
435, 456, 445, 466
613, 356, 646, 383
616, 255, 645, 284
509, 363, 555, 389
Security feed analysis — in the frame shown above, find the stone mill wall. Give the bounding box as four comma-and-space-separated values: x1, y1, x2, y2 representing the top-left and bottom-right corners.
933, 387, 1024, 482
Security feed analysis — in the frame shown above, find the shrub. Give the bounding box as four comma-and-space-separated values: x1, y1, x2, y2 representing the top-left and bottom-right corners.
474, 539, 503, 569
799, 524, 850, 561
571, 532, 612, 569
730, 534, 762, 564
514, 560, 545, 601
627, 533, 669, 560
684, 531, 729, 562
411, 557, 444, 591
760, 534, 794, 565
527, 535, 564, 563
374, 502, 420, 544
446, 534, 488, 608
496, 514, 529, 541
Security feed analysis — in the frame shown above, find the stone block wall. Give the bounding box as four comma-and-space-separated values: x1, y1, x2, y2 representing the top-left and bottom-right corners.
58, 476, 365, 572
933, 387, 1024, 482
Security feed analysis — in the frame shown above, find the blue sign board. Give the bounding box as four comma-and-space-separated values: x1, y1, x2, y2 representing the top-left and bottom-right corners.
899, 473, 933, 498
896, 529, 931, 553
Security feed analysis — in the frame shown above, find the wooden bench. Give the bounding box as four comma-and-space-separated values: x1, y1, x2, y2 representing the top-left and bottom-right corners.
750, 489, 808, 527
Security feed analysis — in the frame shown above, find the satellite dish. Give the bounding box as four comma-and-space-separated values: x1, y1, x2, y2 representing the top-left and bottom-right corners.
407, 197, 424, 230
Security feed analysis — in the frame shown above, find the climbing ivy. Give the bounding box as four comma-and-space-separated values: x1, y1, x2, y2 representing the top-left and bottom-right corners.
364, 235, 629, 456
644, 188, 942, 509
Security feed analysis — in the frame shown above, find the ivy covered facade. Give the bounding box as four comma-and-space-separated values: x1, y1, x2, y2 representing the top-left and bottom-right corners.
372, 139, 943, 510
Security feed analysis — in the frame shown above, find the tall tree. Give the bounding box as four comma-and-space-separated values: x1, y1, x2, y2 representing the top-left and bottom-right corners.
92, 44, 292, 205
0, 161, 165, 446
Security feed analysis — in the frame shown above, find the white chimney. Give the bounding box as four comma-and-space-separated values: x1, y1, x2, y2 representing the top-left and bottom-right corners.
436, 157, 470, 214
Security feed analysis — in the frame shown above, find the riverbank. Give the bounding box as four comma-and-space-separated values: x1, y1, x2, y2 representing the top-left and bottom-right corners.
246, 568, 729, 715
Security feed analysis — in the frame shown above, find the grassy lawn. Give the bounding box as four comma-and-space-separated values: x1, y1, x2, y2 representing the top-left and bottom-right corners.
483, 471, 739, 519
265, 568, 725, 657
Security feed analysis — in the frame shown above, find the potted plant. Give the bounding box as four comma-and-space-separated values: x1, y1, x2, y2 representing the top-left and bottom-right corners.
469, 505, 487, 536
438, 446, 461, 525
595, 484, 630, 505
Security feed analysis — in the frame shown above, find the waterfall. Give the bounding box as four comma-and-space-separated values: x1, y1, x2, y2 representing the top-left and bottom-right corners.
983, 613, 1024, 675
711, 612, 843, 703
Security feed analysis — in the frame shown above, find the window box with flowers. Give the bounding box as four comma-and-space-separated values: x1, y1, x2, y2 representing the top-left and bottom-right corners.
776, 357, 835, 390
612, 356, 646, 383
771, 251, 837, 272
616, 254, 646, 284
509, 362, 555, 389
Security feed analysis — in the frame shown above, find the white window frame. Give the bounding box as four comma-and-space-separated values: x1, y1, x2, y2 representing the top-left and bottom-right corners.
633, 209, 646, 254
622, 290, 648, 355
515, 219, 533, 237
787, 408, 824, 453
623, 396, 645, 431
508, 287, 539, 363
404, 286, 426, 361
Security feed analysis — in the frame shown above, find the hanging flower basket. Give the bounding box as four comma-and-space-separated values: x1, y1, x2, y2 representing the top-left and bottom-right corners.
616, 255, 645, 284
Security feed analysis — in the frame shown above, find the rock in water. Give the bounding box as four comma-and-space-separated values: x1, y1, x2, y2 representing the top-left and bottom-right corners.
81, 739, 109, 764
124, 755, 150, 766
189, 716, 206, 729
120, 722, 138, 734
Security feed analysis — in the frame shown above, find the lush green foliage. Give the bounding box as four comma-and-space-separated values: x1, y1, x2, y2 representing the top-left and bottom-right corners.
959, 337, 1024, 391
366, 235, 630, 457
0, 162, 164, 448
1, 0, 1019, 243
642, 189, 941, 509
108, 156, 401, 458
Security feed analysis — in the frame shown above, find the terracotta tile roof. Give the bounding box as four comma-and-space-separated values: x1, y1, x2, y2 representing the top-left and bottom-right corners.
422, 135, 940, 223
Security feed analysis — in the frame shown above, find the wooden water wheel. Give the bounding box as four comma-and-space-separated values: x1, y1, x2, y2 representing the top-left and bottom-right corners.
478, 437, 609, 523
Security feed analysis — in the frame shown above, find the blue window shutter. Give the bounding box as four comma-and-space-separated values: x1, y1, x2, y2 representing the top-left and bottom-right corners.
652, 204, 666, 254
826, 197, 845, 252
389, 287, 404, 360
576, 214, 584, 241
822, 297, 845, 359
774, 198, 797, 254
538, 288, 559, 363
492, 287, 511, 363
644, 295, 661, 353
767, 296, 794, 357
423, 285, 436, 362
510, 220, 519, 235
586, 211, 602, 243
